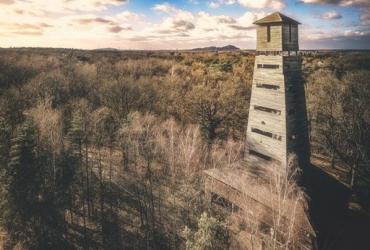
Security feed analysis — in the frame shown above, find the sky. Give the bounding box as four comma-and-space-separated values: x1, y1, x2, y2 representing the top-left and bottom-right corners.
0, 0, 369, 50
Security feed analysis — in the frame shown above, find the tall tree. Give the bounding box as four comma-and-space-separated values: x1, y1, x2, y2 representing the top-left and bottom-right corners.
1, 118, 76, 249
337, 71, 370, 188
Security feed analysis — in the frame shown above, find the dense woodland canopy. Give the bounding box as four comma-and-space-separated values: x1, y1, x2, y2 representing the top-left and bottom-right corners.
0, 48, 369, 249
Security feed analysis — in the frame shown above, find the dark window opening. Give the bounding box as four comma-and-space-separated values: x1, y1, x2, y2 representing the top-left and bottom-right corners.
252, 128, 273, 137
257, 64, 279, 69
254, 105, 281, 115
261, 121, 266, 125
249, 149, 272, 161
252, 127, 282, 141
256, 83, 280, 90
267, 25, 271, 42
289, 24, 292, 42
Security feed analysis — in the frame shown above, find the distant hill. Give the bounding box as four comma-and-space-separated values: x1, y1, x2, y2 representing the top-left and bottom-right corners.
190, 45, 240, 52
93, 48, 119, 51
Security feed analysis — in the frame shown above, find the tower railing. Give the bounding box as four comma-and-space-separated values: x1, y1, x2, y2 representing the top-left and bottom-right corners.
256, 51, 299, 56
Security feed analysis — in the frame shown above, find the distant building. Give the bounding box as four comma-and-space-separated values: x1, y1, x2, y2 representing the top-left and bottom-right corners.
204, 12, 314, 249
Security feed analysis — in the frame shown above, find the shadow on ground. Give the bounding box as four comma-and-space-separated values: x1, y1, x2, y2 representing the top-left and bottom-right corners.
304, 164, 370, 250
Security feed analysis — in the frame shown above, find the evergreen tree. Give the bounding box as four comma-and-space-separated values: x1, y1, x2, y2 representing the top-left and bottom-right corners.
0, 116, 11, 164
2, 119, 39, 248
2, 118, 76, 249
0, 116, 12, 228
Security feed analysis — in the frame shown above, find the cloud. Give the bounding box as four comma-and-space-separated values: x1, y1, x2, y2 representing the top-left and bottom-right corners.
157, 18, 195, 33
39, 22, 53, 28
73, 15, 133, 31
237, 11, 266, 25
108, 25, 131, 33
76, 17, 115, 25
299, 0, 367, 6
208, 0, 285, 10
217, 16, 236, 24
229, 24, 254, 30
0, 21, 49, 37
152, 3, 196, 34
152, 3, 178, 14
360, 9, 370, 25
0, 1, 292, 49
300, 0, 370, 25
6, 0, 128, 16
321, 10, 342, 19
63, 0, 128, 11
14, 9, 24, 14
0, 0, 14, 4
238, 0, 285, 9
0, 22, 52, 30
209, 1, 221, 9
12, 30, 43, 36
116, 11, 141, 22
172, 20, 195, 31
301, 24, 369, 42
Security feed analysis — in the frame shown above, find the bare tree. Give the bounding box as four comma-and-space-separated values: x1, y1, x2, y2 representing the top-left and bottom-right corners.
28, 99, 63, 187
226, 155, 314, 249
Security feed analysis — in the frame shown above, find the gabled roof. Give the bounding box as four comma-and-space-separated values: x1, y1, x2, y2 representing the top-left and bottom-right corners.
253, 12, 301, 25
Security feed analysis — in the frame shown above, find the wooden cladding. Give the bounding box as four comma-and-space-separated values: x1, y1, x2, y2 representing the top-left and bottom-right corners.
256, 83, 280, 90
256, 23, 299, 52
256, 24, 282, 51
249, 149, 272, 161
254, 105, 281, 115
251, 127, 282, 141
257, 64, 279, 69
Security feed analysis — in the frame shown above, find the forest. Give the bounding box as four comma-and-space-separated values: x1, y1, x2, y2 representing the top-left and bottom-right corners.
0, 48, 369, 249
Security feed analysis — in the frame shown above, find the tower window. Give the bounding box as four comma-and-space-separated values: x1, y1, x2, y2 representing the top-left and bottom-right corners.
251, 128, 282, 141
257, 64, 279, 69
254, 105, 281, 115
256, 83, 280, 90
289, 24, 292, 42
252, 128, 272, 137
267, 25, 271, 42
249, 149, 272, 161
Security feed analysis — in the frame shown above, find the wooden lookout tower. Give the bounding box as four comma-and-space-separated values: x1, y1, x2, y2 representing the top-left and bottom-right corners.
204, 12, 314, 249
245, 12, 309, 170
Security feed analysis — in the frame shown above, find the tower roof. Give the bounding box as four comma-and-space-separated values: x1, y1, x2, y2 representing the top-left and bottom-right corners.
253, 12, 301, 25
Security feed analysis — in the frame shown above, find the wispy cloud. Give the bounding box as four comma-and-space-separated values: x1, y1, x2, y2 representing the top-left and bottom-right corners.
208, 0, 285, 10
321, 10, 342, 19
0, 0, 14, 4
108, 25, 131, 33
300, 0, 370, 25
76, 17, 116, 25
